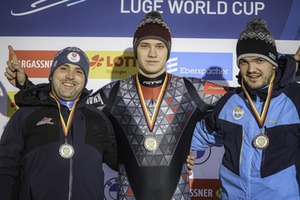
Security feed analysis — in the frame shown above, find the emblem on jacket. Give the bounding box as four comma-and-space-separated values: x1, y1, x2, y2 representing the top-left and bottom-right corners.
233, 105, 244, 120
36, 117, 54, 126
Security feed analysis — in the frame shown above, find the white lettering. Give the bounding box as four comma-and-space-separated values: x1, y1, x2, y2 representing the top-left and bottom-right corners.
207, 1, 216, 14
255, 2, 264, 15
244, 2, 254, 15
168, 0, 184, 14
131, 0, 141, 13
195, 1, 205, 14
153, 0, 163, 12
233, 1, 242, 15
19, 60, 52, 68
180, 67, 228, 75
218, 1, 227, 15
184, 1, 194, 14
143, 0, 152, 13
122, 0, 264, 15
190, 189, 213, 197
121, 0, 163, 14
233, 1, 264, 15
121, 0, 130, 13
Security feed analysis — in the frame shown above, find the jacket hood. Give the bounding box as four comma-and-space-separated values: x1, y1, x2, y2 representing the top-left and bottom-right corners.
15, 83, 92, 108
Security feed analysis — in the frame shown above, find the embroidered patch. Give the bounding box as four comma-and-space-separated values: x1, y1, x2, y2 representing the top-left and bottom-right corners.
36, 117, 54, 126
233, 105, 244, 120
67, 52, 80, 63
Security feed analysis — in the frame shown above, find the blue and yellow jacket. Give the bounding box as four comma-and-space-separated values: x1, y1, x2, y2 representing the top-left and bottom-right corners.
191, 56, 300, 200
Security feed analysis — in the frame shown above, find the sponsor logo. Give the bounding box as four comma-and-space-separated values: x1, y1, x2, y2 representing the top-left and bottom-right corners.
67, 52, 80, 62
269, 52, 276, 60
168, 52, 233, 81
86, 93, 104, 105
9, 50, 57, 78
142, 79, 163, 85
36, 117, 54, 126
11, 0, 87, 16
86, 51, 138, 79
202, 82, 229, 95
6, 91, 18, 119
265, 118, 276, 123
215, 187, 222, 199
233, 105, 244, 120
191, 149, 211, 165
104, 177, 118, 200
189, 179, 222, 199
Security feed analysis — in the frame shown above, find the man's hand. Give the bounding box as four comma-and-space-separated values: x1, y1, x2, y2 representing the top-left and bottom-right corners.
4, 45, 26, 87
187, 150, 195, 176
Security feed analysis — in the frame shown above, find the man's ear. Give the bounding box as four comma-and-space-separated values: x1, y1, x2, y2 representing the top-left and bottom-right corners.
49, 76, 52, 81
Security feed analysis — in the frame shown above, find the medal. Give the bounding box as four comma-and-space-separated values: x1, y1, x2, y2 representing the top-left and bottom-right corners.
59, 141, 75, 159
242, 74, 275, 150
136, 74, 169, 152
144, 135, 158, 151
50, 93, 79, 159
253, 133, 269, 149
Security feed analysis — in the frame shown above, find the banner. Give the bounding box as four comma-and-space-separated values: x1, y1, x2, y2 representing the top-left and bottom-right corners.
0, 1, 299, 199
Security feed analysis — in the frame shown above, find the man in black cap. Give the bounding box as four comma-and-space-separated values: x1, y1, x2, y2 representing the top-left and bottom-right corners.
0, 46, 118, 200
192, 18, 300, 199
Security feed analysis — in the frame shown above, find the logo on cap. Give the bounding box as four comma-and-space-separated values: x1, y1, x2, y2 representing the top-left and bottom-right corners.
67, 52, 80, 63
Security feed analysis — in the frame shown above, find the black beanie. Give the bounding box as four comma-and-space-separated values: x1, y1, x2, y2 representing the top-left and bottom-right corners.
133, 11, 171, 60
236, 18, 278, 67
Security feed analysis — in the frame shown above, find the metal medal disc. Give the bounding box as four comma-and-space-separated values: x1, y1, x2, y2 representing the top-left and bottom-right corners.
59, 143, 74, 159
144, 136, 158, 151
253, 133, 269, 149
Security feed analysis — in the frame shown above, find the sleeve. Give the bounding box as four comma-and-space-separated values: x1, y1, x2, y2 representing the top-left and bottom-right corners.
190, 91, 232, 150
184, 77, 229, 109
86, 81, 119, 106
191, 119, 224, 150
277, 55, 297, 85
0, 111, 25, 199
16, 74, 35, 90
98, 111, 118, 171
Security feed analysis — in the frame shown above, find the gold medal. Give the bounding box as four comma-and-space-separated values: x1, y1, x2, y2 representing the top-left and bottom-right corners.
253, 133, 269, 149
144, 136, 158, 151
59, 142, 74, 159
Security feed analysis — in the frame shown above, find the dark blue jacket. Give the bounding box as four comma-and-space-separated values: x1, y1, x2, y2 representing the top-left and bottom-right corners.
0, 84, 118, 200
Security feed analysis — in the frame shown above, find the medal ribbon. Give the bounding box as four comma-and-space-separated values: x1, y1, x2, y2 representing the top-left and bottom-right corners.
50, 93, 79, 136
241, 73, 275, 128
136, 74, 168, 131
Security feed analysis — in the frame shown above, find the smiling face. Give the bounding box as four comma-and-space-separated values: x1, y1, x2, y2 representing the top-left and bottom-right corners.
239, 57, 276, 90
50, 63, 85, 101
137, 39, 168, 78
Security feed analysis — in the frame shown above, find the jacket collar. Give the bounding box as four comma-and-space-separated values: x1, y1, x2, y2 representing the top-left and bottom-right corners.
15, 83, 92, 108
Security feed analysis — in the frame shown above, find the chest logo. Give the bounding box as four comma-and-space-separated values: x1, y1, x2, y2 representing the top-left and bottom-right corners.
36, 117, 54, 126
233, 105, 244, 120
